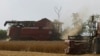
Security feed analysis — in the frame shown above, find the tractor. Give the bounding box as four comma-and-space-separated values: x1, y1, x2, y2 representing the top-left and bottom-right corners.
65, 15, 100, 54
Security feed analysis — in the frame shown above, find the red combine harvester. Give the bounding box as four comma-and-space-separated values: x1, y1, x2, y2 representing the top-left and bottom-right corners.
65, 15, 100, 54
4, 18, 61, 40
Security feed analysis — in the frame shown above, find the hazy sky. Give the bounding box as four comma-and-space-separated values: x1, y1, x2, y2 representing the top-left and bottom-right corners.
0, 0, 100, 29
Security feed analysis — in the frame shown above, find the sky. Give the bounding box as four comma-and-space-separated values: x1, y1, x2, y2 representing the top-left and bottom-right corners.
0, 0, 100, 30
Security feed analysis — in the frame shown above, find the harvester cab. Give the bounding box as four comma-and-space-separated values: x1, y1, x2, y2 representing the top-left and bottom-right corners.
65, 15, 100, 54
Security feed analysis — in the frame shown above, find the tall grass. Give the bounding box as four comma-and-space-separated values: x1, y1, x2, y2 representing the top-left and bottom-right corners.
0, 41, 67, 53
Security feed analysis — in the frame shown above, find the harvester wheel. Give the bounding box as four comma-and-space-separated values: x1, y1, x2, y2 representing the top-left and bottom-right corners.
65, 47, 70, 54
93, 43, 98, 54
93, 38, 100, 54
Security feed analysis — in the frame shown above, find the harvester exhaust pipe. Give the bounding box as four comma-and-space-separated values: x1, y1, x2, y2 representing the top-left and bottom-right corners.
91, 15, 94, 22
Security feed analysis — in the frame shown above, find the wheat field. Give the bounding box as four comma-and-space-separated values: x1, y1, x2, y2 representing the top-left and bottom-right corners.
0, 41, 67, 53
0, 41, 99, 56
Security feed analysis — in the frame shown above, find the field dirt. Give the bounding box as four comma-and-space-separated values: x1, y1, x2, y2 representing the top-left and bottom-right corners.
0, 50, 65, 56
0, 50, 99, 56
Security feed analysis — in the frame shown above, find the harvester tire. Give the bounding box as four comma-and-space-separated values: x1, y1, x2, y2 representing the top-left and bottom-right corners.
65, 47, 70, 54
93, 38, 100, 54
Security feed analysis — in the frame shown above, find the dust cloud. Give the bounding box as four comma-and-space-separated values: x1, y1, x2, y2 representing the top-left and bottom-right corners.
61, 13, 83, 40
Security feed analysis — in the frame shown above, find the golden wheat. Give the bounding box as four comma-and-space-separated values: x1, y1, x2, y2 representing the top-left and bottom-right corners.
0, 41, 67, 53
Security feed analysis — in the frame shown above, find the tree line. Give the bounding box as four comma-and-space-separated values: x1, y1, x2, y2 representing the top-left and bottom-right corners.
0, 30, 8, 40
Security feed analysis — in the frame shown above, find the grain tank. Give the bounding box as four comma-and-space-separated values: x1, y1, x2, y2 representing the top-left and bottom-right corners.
4, 18, 61, 40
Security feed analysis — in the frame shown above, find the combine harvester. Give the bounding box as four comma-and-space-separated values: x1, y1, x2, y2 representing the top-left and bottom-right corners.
65, 15, 100, 54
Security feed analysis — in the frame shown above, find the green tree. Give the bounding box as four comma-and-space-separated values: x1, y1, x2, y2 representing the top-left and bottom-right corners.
0, 30, 7, 39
